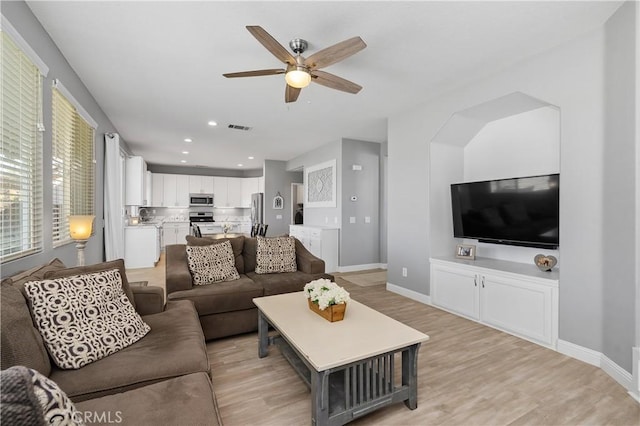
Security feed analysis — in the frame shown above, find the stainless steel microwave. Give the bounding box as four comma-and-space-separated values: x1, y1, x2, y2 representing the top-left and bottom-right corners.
189, 194, 214, 207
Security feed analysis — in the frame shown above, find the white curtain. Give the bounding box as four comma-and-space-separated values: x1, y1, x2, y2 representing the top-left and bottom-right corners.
104, 133, 124, 260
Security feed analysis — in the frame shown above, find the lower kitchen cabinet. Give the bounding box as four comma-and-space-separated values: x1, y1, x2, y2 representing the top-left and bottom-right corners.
289, 225, 339, 273
430, 257, 558, 349
162, 222, 191, 247
124, 226, 160, 269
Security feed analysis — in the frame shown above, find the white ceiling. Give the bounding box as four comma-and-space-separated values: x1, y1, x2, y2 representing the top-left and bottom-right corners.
26, 1, 621, 171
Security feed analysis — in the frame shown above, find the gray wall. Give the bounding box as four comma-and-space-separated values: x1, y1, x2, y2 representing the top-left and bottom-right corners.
340, 139, 380, 266
1, 2, 120, 277
263, 160, 302, 236
602, 1, 637, 373
387, 7, 637, 373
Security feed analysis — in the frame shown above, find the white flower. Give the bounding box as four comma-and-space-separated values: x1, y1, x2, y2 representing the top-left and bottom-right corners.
304, 279, 350, 310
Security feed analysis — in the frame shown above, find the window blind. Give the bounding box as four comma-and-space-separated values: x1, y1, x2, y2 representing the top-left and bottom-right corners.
52, 87, 95, 246
0, 30, 44, 262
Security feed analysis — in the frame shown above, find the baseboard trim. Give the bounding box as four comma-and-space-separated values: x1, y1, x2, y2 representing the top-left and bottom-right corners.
386, 282, 431, 305
337, 263, 387, 273
557, 339, 634, 393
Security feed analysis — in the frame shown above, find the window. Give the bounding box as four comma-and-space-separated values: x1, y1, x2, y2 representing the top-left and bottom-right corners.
1, 23, 46, 262
51, 81, 96, 246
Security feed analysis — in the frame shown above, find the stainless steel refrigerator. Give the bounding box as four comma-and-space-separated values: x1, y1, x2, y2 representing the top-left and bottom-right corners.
250, 193, 264, 224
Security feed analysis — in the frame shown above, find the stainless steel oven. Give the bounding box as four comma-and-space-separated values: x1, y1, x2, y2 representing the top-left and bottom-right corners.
189, 194, 214, 207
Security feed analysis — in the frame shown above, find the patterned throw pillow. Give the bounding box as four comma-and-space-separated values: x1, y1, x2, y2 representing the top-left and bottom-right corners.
24, 269, 150, 370
28, 367, 84, 425
255, 236, 297, 274
186, 240, 240, 285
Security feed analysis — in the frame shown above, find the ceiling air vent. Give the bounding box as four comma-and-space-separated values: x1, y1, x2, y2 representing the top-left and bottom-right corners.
227, 124, 252, 131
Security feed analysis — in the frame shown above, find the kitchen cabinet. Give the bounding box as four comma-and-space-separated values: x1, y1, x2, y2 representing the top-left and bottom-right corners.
124, 225, 160, 268
213, 177, 244, 207
125, 156, 148, 206
289, 225, 339, 273
241, 177, 260, 207
154, 174, 189, 207
145, 171, 152, 207
430, 257, 558, 348
189, 175, 214, 194
162, 222, 191, 247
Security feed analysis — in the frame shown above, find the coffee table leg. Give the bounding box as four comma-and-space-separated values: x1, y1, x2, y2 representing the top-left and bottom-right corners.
258, 310, 269, 358
402, 343, 421, 410
310, 370, 330, 426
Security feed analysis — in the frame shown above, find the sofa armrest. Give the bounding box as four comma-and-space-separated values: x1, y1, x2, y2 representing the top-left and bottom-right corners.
294, 238, 326, 274
132, 286, 165, 315
165, 244, 194, 295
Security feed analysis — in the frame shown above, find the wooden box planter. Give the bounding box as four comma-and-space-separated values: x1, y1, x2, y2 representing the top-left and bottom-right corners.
307, 299, 347, 322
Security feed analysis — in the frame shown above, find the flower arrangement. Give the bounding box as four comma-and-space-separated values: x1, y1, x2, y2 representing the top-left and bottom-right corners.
304, 278, 350, 311
222, 223, 233, 234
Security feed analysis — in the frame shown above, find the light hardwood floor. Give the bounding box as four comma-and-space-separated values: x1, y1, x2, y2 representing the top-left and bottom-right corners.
127, 259, 640, 426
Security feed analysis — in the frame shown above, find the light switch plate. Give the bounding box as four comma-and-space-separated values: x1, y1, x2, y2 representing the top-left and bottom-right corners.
365, 216, 371, 223
349, 217, 356, 224
276, 214, 282, 219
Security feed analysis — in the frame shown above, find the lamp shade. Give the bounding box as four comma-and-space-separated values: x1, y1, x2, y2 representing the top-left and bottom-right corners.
285, 68, 311, 89
69, 215, 95, 240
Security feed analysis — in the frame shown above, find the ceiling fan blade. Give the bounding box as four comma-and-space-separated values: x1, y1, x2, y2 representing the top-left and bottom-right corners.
304, 37, 366, 70
285, 85, 301, 103
223, 69, 285, 78
246, 26, 296, 65
312, 70, 362, 94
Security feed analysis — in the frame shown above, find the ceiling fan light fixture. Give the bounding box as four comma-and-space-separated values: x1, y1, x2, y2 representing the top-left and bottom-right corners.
285, 66, 311, 89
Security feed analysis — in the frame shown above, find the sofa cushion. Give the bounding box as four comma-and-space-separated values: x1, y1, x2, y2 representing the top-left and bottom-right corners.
0, 366, 46, 426
24, 269, 150, 370
186, 235, 245, 274
75, 372, 221, 426
167, 274, 263, 316
49, 300, 209, 401
243, 237, 258, 273
44, 259, 136, 309
2, 258, 67, 294
255, 236, 297, 274
247, 271, 334, 296
186, 241, 240, 285
0, 283, 52, 376
28, 367, 81, 425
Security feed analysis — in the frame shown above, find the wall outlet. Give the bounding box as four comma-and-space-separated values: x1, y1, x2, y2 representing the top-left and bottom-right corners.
365, 216, 371, 223
402, 267, 407, 277
349, 217, 356, 224
276, 214, 282, 220
325, 217, 329, 223
152, 209, 156, 214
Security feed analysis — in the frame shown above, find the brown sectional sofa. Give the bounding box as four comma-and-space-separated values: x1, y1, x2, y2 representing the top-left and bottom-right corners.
1, 259, 220, 426
166, 235, 334, 340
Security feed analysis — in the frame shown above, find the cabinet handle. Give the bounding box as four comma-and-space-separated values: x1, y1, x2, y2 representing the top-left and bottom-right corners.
481, 276, 485, 288
474, 275, 477, 287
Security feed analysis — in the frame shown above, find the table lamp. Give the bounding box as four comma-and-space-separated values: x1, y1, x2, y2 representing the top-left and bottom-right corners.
69, 215, 94, 266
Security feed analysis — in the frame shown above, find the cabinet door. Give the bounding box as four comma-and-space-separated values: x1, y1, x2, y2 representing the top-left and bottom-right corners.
240, 177, 259, 207
227, 177, 242, 207
163, 175, 178, 207
175, 175, 190, 207
480, 274, 553, 346
144, 171, 152, 207
188, 175, 203, 193
213, 177, 228, 207
151, 174, 164, 207
431, 264, 479, 320
125, 156, 146, 206
201, 176, 214, 194
176, 224, 190, 244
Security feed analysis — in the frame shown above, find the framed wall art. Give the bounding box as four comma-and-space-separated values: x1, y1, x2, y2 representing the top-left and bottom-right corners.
305, 159, 336, 208
273, 192, 284, 209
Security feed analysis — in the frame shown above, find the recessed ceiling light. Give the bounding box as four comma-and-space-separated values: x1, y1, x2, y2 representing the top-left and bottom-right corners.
182, 151, 189, 155
208, 120, 218, 126
248, 156, 254, 160
180, 160, 187, 163
184, 138, 192, 142
237, 163, 243, 167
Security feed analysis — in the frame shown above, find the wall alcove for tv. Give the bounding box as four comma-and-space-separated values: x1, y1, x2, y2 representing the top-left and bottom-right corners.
429, 91, 560, 265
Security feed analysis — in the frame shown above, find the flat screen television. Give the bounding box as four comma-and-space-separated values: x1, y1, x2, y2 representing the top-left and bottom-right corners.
451, 174, 559, 249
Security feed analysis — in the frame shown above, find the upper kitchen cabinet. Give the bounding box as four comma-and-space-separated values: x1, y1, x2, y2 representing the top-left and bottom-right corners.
241, 177, 260, 207
189, 175, 214, 194
125, 156, 148, 206
151, 173, 189, 207
213, 177, 246, 208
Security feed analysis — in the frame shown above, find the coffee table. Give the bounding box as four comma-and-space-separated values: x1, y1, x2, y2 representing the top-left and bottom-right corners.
253, 292, 429, 426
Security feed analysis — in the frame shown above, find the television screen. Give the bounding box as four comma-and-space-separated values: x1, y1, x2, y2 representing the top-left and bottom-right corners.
451, 174, 559, 249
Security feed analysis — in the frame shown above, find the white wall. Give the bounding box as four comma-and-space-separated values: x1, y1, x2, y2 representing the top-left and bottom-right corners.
389, 27, 607, 358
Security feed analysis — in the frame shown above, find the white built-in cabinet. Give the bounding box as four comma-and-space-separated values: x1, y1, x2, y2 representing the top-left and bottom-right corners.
188, 175, 214, 194
124, 226, 160, 268
213, 176, 255, 208
150, 174, 189, 207
162, 222, 191, 247
430, 257, 558, 349
125, 156, 148, 206
289, 225, 339, 273
241, 177, 260, 207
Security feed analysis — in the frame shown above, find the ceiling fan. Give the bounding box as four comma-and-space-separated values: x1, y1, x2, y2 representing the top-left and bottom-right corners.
223, 26, 366, 103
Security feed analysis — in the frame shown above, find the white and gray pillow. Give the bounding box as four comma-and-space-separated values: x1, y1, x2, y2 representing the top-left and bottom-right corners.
255, 236, 297, 274
186, 240, 240, 285
24, 269, 150, 370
